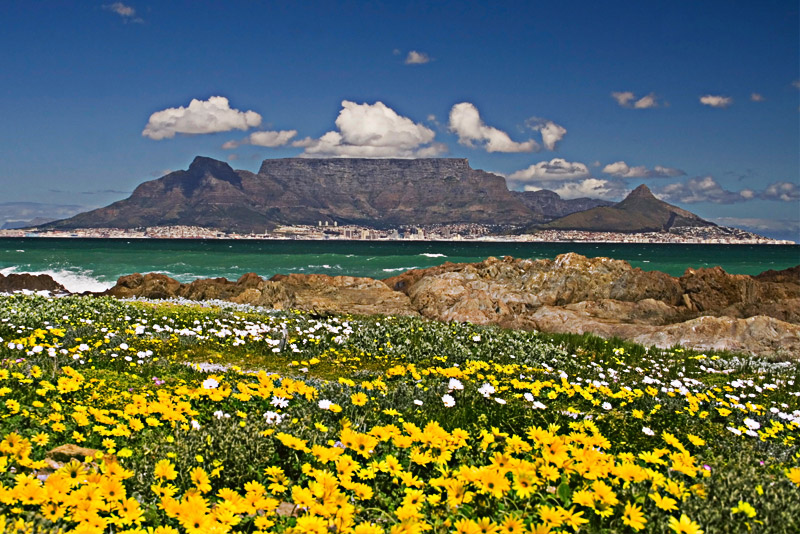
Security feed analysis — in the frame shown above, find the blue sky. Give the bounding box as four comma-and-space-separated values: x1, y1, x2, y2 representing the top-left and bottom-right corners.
1, 1, 798, 239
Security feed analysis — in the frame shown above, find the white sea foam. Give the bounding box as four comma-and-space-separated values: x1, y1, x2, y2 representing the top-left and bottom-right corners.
0, 266, 113, 294
419, 253, 446, 258
307, 264, 342, 270
382, 267, 417, 272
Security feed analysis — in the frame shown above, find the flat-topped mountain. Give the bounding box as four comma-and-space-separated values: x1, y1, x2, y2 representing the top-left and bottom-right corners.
47, 157, 539, 232
43, 157, 714, 234
253, 158, 532, 227
534, 184, 715, 233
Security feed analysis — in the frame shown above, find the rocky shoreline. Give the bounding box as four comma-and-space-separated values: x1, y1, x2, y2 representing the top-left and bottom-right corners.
2, 253, 799, 357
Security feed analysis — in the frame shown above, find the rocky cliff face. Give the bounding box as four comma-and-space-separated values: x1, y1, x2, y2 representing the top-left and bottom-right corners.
253, 158, 533, 227
94, 254, 800, 357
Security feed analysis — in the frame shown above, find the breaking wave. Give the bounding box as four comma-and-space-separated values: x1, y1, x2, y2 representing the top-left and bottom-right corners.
0, 266, 113, 293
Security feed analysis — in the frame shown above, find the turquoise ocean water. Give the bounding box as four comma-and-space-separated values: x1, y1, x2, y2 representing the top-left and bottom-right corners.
1, 238, 798, 293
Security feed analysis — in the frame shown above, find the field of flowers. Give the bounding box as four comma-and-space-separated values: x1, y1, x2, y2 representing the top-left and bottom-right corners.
0, 293, 798, 534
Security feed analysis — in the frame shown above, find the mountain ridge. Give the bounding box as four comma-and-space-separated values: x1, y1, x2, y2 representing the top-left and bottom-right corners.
43, 156, 714, 234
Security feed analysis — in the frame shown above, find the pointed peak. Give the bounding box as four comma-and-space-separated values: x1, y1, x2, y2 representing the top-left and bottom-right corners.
627, 184, 655, 198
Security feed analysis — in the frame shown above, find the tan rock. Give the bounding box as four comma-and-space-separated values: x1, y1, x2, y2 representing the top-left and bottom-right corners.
46, 443, 103, 463
98, 253, 800, 357
631, 315, 800, 357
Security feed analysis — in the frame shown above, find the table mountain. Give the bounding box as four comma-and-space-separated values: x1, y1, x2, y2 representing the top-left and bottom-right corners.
45, 157, 538, 233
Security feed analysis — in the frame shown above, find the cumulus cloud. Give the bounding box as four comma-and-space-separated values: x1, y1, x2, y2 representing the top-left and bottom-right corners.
0, 202, 86, 226
142, 97, 262, 140
700, 95, 733, 108
761, 181, 800, 201
508, 158, 590, 184
222, 130, 298, 149
298, 100, 444, 158
525, 117, 567, 150
404, 51, 431, 65
103, 2, 143, 23
633, 93, 659, 109
449, 103, 539, 153
526, 178, 628, 201
750, 93, 765, 102
611, 91, 659, 108
611, 92, 635, 107
713, 216, 799, 237
602, 161, 685, 179
655, 176, 748, 204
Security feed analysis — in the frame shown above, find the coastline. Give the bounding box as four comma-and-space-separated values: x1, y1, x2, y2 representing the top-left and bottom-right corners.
0, 224, 795, 245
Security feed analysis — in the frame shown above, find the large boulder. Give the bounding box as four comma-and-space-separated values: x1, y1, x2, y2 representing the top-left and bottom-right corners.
103, 273, 182, 300
391, 253, 685, 327
103, 271, 418, 317
263, 274, 418, 317
630, 315, 800, 357
0, 273, 66, 294
527, 307, 800, 357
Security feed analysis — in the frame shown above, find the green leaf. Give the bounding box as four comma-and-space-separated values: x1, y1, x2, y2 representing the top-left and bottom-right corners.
557, 481, 571, 506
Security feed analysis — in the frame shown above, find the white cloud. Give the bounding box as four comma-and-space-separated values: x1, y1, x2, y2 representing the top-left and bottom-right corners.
657, 178, 800, 204
761, 181, 800, 201
0, 202, 86, 225
525, 117, 567, 150
508, 158, 590, 184
655, 176, 747, 204
298, 100, 444, 158
700, 95, 733, 108
713, 217, 800, 233
142, 96, 262, 140
611, 92, 636, 107
405, 51, 430, 65
750, 93, 765, 102
602, 161, 684, 178
533, 178, 627, 200
448, 103, 539, 153
223, 130, 298, 149
250, 130, 297, 147
103, 2, 143, 22
793, 80, 800, 89
633, 93, 659, 109
611, 91, 659, 109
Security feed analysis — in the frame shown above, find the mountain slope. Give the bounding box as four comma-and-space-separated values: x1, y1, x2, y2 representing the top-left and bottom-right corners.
47, 157, 270, 233
533, 184, 715, 232
511, 190, 614, 223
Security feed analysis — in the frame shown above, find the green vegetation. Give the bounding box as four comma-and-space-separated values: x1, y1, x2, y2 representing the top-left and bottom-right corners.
0, 294, 797, 533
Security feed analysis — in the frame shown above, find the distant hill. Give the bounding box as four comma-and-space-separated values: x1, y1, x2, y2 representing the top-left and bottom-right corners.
2, 217, 58, 230
511, 190, 614, 223
532, 184, 715, 233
